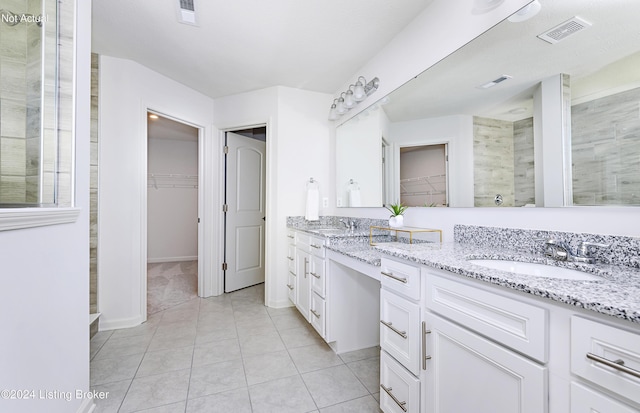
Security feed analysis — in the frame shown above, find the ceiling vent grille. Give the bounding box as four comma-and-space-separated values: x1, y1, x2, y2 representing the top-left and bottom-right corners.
537, 16, 592, 44
178, 0, 197, 25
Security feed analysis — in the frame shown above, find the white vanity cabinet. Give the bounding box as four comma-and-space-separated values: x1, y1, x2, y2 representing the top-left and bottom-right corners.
288, 229, 328, 337
379, 257, 425, 413
286, 230, 296, 305
570, 316, 640, 412
423, 269, 548, 413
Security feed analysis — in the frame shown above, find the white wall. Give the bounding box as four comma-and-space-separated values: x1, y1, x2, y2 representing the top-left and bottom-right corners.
98, 56, 216, 330
213, 86, 333, 308
147, 138, 198, 262
0, 1, 92, 412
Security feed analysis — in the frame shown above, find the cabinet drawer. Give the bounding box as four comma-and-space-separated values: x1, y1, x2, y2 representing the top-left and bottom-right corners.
570, 382, 639, 413
571, 316, 640, 405
309, 236, 326, 258
310, 255, 326, 298
286, 229, 296, 244
380, 351, 420, 413
287, 244, 296, 273
380, 289, 421, 376
310, 292, 325, 338
380, 258, 421, 301
287, 271, 296, 304
426, 272, 547, 363
296, 232, 310, 246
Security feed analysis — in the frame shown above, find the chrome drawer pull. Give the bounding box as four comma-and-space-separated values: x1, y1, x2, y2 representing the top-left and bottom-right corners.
381, 271, 408, 283
311, 272, 320, 279
422, 321, 432, 370
287, 235, 294, 239
287, 256, 294, 261
381, 320, 407, 339
587, 353, 640, 379
289, 271, 296, 277
311, 244, 322, 249
380, 384, 407, 412
310, 309, 321, 318
286, 284, 294, 290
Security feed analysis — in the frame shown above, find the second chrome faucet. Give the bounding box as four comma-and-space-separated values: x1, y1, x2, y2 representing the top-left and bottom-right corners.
540, 239, 609, 264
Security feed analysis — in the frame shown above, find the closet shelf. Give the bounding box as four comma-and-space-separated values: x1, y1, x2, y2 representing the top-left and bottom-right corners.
147, 173, 198, 189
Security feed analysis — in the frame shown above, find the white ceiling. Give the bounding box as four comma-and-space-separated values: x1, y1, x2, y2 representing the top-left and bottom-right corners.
92, 0, 433, 99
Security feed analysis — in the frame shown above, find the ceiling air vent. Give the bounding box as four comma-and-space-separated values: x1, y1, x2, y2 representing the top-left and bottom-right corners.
178, 0, 197, 25
537, 16, 592, 44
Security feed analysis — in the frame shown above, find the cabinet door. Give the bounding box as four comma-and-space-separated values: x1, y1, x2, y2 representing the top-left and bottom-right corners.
571, 382, 639, 413
295, 249, 311, 322
424, 312, 547, 413
310, 291, 326, 338
310, 255, 326, 298
287, 270, 296, 305
380, 289, 421, 376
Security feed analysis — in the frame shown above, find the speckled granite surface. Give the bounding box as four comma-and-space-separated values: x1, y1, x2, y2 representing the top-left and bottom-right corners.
374, 242, 640, 324
287, 219, 640, 324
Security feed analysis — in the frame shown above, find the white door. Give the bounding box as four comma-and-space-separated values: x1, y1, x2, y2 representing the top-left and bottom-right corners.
225, 132, 266, 292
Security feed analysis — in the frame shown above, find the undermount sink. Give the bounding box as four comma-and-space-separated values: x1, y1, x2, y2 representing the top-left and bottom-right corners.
467, 259, 602, 281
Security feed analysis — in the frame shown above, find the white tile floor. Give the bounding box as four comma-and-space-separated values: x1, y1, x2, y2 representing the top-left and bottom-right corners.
90, 284, 382, 413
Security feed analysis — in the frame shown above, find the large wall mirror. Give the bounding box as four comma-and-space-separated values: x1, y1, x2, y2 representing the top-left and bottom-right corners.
336, 0, 640, 208
0, 0, 72, 208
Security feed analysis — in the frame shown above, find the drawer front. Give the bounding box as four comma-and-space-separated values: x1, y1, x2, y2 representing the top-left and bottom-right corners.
286, 230, 296, 245
380, 351, 420, 413
380, 258, 422, 301
296, 232, 310, 247
571, 316, 640, 405
309, 236, 326, 258
380, 289, 421, 376
310, 292, 325, 338
287, 271, 296, 304
310, 255, 326, 298
570, 382, 639, 413
287, 244, 296, 274
426, 272, 547, 363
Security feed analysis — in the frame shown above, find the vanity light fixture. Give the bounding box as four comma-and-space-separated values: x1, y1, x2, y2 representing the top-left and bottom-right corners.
328, 76, 379, 120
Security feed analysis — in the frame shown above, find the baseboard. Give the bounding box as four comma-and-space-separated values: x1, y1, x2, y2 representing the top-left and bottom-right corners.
76, 398, 96, 413
267, 298, 295, 309
99, 314, 145, 331
147, 255, 197, 264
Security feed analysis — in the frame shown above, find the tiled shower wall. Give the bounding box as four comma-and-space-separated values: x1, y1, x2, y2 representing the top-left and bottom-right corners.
571, 87, 640, 205
90, 53, 99, 338
0, 0, 73, 205
473, 116, 534, 207
0, 0, 41, 203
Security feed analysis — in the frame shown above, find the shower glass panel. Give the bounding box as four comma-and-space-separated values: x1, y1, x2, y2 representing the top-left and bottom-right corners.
0, 0, 60, 206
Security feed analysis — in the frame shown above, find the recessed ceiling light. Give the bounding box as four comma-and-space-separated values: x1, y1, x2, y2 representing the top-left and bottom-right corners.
149, 114, 159, 120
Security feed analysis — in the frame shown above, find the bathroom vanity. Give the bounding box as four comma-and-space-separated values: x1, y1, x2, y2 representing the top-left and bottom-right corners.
286, 219, 640, 413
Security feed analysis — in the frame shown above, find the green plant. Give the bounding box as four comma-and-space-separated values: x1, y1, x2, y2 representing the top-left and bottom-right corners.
385, 202, 408, 217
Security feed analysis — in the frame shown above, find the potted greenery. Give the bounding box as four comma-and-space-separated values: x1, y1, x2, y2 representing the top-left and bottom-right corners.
385, 202, 408, 228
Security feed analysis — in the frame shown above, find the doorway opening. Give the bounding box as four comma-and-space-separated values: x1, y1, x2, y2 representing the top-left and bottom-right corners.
399, 143, 449, 207
223, 126, 267, 293
146, 112, 200, 314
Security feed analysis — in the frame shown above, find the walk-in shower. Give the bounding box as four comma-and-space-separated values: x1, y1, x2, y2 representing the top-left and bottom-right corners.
0, 0, 65, 207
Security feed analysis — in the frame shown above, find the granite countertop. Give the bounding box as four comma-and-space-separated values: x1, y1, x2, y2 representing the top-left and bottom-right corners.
288, 225, 640, 324
374, 242, 640, 325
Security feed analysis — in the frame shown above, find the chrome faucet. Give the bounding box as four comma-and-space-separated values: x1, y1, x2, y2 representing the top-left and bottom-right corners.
539, 239, 609, 264
339, 219, 357, 232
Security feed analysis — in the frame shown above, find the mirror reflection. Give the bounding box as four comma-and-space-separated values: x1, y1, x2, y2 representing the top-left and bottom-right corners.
335, 0, 640, 208
0, 0, 62, 207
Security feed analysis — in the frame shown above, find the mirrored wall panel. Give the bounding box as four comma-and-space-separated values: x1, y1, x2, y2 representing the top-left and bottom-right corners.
335, 0, 640, 207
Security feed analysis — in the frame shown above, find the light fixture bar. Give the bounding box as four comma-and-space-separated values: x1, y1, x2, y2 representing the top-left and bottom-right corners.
329, 76, 380, 120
